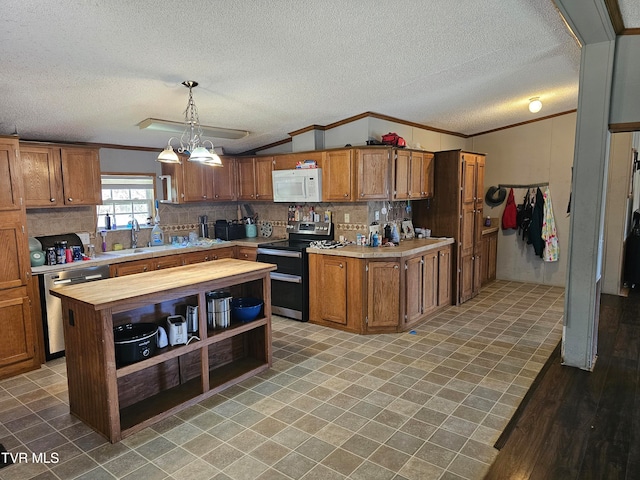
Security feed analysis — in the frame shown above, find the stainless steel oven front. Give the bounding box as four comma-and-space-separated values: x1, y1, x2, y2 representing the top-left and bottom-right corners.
256, 247, 307, 321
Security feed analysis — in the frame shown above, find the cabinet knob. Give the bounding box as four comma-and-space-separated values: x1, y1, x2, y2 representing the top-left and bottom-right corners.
394, 265, 399, 269
360, 193, 364, 197
343, 193, 348, 197
203, 195, 207, 199
204, 256, 209, 261
339, 263, 343, 268
67, 197, 73, 202
143, 266, 148, 271
213, 255, 218, 260
50, 198, 55, 202
214, 195, 219, 198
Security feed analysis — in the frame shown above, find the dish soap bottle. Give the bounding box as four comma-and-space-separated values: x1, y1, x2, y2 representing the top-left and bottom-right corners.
151, 200, 164, 246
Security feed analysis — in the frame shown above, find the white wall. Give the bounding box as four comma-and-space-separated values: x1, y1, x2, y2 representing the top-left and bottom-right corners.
472, 113, 576, 286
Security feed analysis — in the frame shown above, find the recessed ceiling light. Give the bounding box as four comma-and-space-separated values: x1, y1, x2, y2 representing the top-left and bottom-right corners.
529, 97, 542, 113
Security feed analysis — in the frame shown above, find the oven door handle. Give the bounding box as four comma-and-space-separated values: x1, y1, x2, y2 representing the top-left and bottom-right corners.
270, 272, 303, 284
257, 248, 302, 258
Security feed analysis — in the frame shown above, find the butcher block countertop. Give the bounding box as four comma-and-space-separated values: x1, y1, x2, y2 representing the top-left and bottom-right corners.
306, 237, 454, 259
51, 259, 276, 312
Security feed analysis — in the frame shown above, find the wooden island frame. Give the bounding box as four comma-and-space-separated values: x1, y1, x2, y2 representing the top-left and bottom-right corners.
52, 259, 275, 443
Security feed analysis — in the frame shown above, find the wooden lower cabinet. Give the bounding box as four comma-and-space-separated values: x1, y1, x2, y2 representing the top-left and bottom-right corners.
308, 255, 363, 332
403, 246, 452, 330
309, 244, 452, 334
0, 286, 38, 379
366, 261, 401, 330
110, 246, 238, 277
480, 230, 498, 285
235, 246, 257, 261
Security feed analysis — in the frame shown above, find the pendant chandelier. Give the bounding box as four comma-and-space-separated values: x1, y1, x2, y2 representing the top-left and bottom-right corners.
156, 81, 222, 166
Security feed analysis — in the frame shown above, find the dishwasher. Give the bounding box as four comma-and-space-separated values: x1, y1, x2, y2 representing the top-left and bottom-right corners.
40, 264, 110, 360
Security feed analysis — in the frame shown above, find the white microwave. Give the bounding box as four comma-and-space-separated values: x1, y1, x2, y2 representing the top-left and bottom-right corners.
272, 169, 322, 203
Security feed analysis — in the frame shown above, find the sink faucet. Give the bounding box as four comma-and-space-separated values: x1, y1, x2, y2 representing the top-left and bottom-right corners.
131, 218, 140, 248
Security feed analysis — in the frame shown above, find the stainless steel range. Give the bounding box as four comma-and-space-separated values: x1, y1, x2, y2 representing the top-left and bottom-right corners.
257, 221, 333, 321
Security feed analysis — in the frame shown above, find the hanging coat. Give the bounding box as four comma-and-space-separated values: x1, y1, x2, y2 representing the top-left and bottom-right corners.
501, 188, 517, 230
542, 187, 559, 262
528, 187, 545, 257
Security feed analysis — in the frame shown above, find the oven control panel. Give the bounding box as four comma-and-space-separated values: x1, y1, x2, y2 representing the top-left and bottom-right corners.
286, 221, 332, 235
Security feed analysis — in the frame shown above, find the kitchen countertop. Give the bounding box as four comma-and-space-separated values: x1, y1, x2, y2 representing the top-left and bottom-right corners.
31, 236, 281, 275
306, 237, 454, 259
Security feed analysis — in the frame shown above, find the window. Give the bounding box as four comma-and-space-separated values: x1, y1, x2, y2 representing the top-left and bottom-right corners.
97, 174, 155, 229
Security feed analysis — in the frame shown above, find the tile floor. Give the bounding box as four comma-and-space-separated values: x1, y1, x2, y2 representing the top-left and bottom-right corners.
0, 280, 564, 480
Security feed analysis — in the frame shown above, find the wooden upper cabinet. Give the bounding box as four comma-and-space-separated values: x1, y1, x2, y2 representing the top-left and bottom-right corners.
181, 157, 214, 202
409, 151, 424, 198
393, 150, 411, 200
355, 149, 390, 201
0, 138, 24, 212
237, 157, 274, 201
422, 153, 435, 198
20, 146, 63, 207
322, 149, 353, 202
461, 153, 478, 205
60, 147, 101, 205
255, 157, 274, 200
211, 156, 236, 201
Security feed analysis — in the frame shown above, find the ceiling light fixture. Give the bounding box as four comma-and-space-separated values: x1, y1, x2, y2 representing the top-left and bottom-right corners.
528, 97, 542, 113
153, 81, 226, 165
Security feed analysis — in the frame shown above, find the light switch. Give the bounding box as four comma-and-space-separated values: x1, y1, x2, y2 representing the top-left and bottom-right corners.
344, 213, 350, 223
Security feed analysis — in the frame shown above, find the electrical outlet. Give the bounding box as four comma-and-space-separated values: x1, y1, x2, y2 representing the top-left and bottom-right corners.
375, 211, 380, 221
344, 213, 350, 223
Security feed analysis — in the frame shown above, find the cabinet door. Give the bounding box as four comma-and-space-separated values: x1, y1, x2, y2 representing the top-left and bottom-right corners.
355, 149, 390, 201
160, 162, 184, 203
20, 146, 63, 207
210, 246, 235, 260
409, 151, 423, 199
322, 150, 352, 201
0, 292, 33, 368
182, 159, 214, 202
367, 261, 400, 328
422, 153, 435, 198
212, 157, 236, 201
0, 139, 24, 212
153, 256, 183, 270
488, 233, 497, 282
404, 256, 423, 324
459, 254, 474, 303
237, 158, 256, 200
394, 150, 411, 200
319, 256, 349, 325
182, 250, 214, 264
461, 153, 477, 205
110, 259, 153, 277
0, 218, 30, 290
437, 247, 451, 306
236, 246, 257, 261
255, 157, 274, 200
60, 148, 101, 205
422, 251, 439, 315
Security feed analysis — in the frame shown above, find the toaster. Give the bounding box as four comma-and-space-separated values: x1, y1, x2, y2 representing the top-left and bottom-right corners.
214, 220, 246, 241
167, 315, 188, 346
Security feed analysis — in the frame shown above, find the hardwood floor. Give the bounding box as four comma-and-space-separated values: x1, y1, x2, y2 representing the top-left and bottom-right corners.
485, 292, 640, 480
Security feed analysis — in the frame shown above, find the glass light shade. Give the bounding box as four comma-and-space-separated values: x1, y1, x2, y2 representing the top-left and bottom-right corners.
529, 97, 542, 113
157, 145, 180, 163
203, 152, 223, 166
188, 146, 215, 162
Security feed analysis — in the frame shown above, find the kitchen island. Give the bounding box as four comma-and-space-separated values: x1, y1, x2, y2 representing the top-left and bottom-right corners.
308, 237, 454, 334
51, 259, 275, 443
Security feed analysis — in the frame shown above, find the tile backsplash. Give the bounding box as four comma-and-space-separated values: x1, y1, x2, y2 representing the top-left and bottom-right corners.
26, 200, 413, 251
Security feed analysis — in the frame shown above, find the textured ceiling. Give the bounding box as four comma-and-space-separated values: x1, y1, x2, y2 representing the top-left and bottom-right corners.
619, 0, 640, 27
0, 0, 622, 154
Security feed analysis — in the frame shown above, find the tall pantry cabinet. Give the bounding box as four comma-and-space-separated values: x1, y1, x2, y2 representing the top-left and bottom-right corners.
0, 137, 39, 379
413, 150, 485, 304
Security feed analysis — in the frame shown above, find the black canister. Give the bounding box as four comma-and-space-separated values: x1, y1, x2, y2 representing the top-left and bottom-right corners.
46, 247, 57, 265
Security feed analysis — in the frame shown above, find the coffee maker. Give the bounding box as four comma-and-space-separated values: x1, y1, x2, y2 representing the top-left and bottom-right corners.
199, 215, 209, 238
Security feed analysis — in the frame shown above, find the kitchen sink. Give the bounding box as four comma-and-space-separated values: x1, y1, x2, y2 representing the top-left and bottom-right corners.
105, 245, 184, 256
